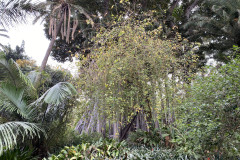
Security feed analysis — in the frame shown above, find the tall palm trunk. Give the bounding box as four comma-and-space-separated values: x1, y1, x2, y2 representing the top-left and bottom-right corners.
40, 14, 64, 72
33, 13, 65, 88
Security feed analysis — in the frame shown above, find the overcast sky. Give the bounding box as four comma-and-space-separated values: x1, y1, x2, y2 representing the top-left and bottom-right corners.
0, 17, 77, 74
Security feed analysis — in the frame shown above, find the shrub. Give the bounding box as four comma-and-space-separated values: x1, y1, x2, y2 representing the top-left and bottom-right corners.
127, 129, 164, 147
173, 57, 240, 159
44, 138, 127, 160
45, 144, 192, 160
126, 147, 192, 160
0, 147, 38, 160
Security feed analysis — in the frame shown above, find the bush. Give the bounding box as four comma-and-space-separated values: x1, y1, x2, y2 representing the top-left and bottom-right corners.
45, 142, 192, 160
126, 147, 192, 160
0, 147, 38, 160
127, 129, 165, 147
173, 57, 240, 159
44, 138, 127, 160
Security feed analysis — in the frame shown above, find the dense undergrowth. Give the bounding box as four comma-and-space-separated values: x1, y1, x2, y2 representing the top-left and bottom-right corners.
44, 137, 191, 160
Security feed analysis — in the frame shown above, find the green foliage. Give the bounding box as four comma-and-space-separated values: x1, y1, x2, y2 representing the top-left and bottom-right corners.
4, 41, 29, 61
74, 132, 103, 145
0, 122, 44, 156
77, 17, 198, 126
36, 82, 77, 106
0, 0, 37, 28
45, 140, 192, 160
45, 131, 103, 154
44, 138, 127, 160
127, 129, 164, 147
184, 0, 240, 63
0, 51, 77, 156
0, 146, 38, 160
173, 57, 240, 159
0, 52, 44, 155
126, 147, 191, 160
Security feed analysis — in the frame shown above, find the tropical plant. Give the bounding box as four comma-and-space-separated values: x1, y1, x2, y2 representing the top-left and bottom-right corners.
0, 146, 38, 160
0, 51, 44, 155
44, 138, 127, 160
127, 129, 164, 147
126, 146, 192, 160
0, 29, 9, 50
4, 41, 28, 61
0, 51, 77, 156
45, 141, 192, 160
75, 16, 198, 139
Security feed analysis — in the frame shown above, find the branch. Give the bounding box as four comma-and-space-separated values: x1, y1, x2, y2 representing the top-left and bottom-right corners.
166, 0, 181, 28
103, 0, 109, 17
184, 0, 203, 20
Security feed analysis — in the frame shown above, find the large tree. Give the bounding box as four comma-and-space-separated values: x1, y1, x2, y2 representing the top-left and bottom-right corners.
75, 17, 198, 139
44, 0, 205, 63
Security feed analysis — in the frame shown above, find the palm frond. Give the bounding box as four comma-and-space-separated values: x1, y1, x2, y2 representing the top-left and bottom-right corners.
0, 83, 36, 120
34, 82, 77, 106
0, 121, 45, 155
0, 52, 36, 95
0, 29, 9, 38
0, 0, 37, 28
27, 71, 41, 88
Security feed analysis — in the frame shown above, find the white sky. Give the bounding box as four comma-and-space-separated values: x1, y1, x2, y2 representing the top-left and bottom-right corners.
0, 18, 78, 75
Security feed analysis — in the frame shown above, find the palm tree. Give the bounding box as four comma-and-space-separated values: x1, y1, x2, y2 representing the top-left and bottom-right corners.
0, 51, 77, 155
34, 0, 94, 72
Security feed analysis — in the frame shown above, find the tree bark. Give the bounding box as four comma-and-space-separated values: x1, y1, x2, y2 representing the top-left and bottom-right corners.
40, 14, 65, 72
184, 0, 202, 20
85, 100, 98, 133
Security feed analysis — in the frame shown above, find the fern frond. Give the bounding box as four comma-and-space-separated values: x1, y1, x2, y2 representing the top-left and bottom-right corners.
0, 52, 36, 97
0, 0, 37, 28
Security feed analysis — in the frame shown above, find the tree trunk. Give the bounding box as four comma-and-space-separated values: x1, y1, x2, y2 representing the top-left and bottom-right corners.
40, 14, 64, 72
184, 0, 202, 20
33, 14, 65, 88
85, 100, 98, 133
166, 0, 181, 28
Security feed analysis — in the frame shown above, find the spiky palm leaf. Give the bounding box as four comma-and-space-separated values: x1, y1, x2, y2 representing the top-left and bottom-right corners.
0, 83, 36, 120
0, 29, 9, 38
34, 82, 77, 106
0, 122, 45, 155
0, 51, 77, 155
0, 52, 36, 97
0, 0, 38, 28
